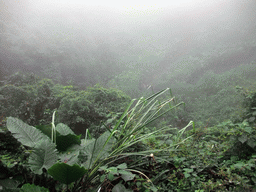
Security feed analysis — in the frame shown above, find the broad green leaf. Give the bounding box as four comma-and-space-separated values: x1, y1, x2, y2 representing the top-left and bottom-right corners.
238, 134, 248, 143
252, 177, 256, 184
118, 170, 131, 175
82, 131, 115, 169
81, 138, 95, 146
112, 183, 132, 192
165, 139, 173, 145
48, 163, 87, 185
183, 168, 193, 173
107, 173, 115, 181
117, 163, 127, 169
244, 126, 252, 134
248, 117, 255, 122
151, 186, 158, 192
56, 134, 81, 152
20, 184, 49, 192
119, 170, 135, 181
108, 167, 118, 175
247, 138, 256, 148
234, 162, 244, 169
100, 175, 106, 182
35, 124, 53, 139
56, 123, 75, 135
136, 182, 142, 187
35, 124, 81, 151
28, 140, 58, 174
7, 117, 50, 148
0, 179, 20, 190
184, 173, 191, 178
99, 165, 108, 171
59, 149, 80, 165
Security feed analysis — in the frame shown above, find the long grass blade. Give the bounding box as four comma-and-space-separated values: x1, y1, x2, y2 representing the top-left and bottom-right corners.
144, 88, 170, 101
51, 111, 56, 143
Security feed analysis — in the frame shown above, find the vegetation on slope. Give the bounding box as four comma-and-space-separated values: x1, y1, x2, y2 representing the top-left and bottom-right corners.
0, 73, 256, 191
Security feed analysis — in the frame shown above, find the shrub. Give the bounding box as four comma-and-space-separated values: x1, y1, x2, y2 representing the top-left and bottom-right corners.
57, 85, 130, 136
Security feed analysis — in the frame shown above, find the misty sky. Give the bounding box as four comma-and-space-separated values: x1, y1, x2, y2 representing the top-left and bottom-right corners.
3, 0, 255, 34
4, 0, 248, 38
29, 0, 219, 10
1, 0, 256, 93
2, 0, 255, 58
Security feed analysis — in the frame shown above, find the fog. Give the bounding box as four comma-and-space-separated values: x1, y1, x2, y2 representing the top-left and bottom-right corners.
1, 0, 256, 130
1, 0, 256, 89
4, 0, 254, 39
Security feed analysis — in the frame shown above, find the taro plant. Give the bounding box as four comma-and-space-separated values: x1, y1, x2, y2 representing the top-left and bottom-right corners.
3, 115, 83, 191
4, 88, 192, 191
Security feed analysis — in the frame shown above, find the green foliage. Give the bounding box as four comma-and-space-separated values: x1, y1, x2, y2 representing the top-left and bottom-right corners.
3, 88, 185, 191
86, 85, 131, 111
98, 163, 159, 192
237, 87, 256, 124
0, 76, 58, 126
0, 85, 32, 120
20, 183, 49, 192
57, 85, 130, 136
55, 134, 81, 152
148, 117, 256, 191
3, 86, 256, 191
5, 72, 38, 86
112, 183, 133, 192
215, 120, 256, 160
81, 131, 116, 169
28, 140, 58, 174
56, 91, 92, 134
0, 179, 20, 191
0, 73, 131, 137
6, 116, 80, 175
99, 163, 135, 182
0, 130, 23, 156
34, 124, 81, 152
56, 123, 75, 135
7, 117, 51, 148
108, 70, 142, 98
2, 6, 256, 191
48, 163, 87, 185
151, 63, 256, 127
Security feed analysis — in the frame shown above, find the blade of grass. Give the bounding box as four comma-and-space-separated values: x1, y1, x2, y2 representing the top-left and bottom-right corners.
143, 88, 170, 102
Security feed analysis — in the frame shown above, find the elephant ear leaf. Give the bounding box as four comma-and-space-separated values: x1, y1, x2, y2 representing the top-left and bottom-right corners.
48, 163, 87, 185
56, 123, 75, 135
7, 117, 50, 147
28, 140, 58, 174
82, 131, 115, 169
20, 184, 49, 192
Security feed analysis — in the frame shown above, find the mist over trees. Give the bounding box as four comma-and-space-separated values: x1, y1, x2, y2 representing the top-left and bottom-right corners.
1, 0, 255, 84
1, 0, 256, 125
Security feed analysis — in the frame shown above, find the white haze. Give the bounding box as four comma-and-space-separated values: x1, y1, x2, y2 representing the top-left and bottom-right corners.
1, 0, 255, 70
4, 0, 243, 33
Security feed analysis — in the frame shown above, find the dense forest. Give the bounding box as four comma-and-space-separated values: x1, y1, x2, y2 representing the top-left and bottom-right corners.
1, 0, 256, 191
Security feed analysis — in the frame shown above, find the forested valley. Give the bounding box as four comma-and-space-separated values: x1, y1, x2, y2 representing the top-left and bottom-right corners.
1, 1, 256, 191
